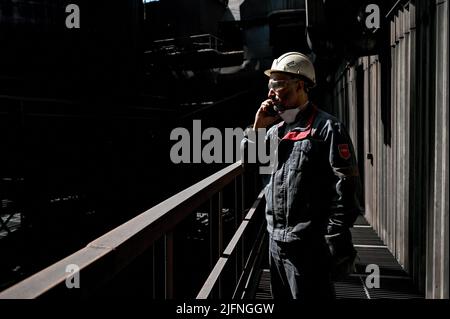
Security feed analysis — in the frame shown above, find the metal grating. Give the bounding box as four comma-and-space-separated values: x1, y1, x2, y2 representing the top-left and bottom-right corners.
354, 247, 406, 277
354, 215, 370, 226
254, 217, 424, 299
254, 269, 272, 299
361, 276, 424, 299
335, 276, 368, 299
351, 227, 385, 246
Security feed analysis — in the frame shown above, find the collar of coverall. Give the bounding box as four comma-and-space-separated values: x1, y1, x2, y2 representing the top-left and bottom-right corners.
278, 101, 317, 141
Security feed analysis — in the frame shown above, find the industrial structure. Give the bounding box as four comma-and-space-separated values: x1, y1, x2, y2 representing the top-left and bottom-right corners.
0, 0, 448, 299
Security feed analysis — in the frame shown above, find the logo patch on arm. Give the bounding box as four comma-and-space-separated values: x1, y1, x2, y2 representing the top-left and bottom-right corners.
338, 144, 351, 160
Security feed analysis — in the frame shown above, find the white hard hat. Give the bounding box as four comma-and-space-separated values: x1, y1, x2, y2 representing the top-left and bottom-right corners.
264, 52, 316, 86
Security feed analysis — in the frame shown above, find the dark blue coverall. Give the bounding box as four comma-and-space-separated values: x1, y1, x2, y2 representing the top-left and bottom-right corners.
243, 102, 363, 300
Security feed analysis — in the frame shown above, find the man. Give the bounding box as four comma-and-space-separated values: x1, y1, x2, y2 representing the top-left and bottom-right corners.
247, 52, 362, 300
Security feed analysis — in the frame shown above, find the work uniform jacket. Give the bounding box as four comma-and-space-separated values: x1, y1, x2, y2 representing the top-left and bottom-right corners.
243, 102, 363, 272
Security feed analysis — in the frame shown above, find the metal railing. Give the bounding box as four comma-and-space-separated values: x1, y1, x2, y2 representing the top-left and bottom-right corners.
197, 190, 267, 299
0, 161, 265, 298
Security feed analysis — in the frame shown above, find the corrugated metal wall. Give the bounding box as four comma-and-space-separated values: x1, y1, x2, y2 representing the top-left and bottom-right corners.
388, 1, 414, 273
426, 0, 449, 299
409, 0, 449, 299
331, 0, 448, 299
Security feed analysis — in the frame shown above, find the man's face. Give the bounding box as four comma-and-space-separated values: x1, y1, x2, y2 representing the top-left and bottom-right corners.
267, 72, 301, 110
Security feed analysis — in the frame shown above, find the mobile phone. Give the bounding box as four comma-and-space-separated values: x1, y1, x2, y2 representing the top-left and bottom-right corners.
270, 96, 286, 113
266, 103, 278, 116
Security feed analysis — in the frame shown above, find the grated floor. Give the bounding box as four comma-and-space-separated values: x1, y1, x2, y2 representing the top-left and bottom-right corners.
255, 216, 424, 299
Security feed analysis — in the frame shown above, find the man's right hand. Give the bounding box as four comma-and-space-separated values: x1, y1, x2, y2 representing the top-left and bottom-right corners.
253, 99, 280, 130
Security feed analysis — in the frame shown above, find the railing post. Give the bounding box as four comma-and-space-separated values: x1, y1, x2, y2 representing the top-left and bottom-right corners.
209, 198, 214, 267
234, 177, 239, 287
165, 231, 174, 299
217, 191, 223, 298
152, 245, 156, 298
208, 192, 224, 298
241, 173, 246, 267
209, 197, 216, 298
218, 191, 223, 255
234, 175, 244, 287
152, 238, 165, 298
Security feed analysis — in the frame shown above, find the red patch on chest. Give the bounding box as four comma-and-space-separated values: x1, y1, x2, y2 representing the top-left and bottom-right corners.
338, 144, 351, 160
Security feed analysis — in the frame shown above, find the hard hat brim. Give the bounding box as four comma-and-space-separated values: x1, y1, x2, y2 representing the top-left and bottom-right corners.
264, 69, 272, 77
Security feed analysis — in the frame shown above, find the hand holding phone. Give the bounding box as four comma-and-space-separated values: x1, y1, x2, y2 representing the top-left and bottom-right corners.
270, 96, 286, 112
266, 103, 278, 116
253, 99, 281, 129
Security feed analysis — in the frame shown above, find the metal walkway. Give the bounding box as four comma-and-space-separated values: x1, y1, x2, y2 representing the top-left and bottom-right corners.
255, 216, 424, 299
0, 161, 426, 299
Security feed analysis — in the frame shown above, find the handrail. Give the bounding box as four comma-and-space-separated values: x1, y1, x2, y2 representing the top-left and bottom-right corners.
0, 161, 244, 298
197, 190, 265, 299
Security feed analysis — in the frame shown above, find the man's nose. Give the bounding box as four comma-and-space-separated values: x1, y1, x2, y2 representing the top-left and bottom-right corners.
268, 89, 276, 99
